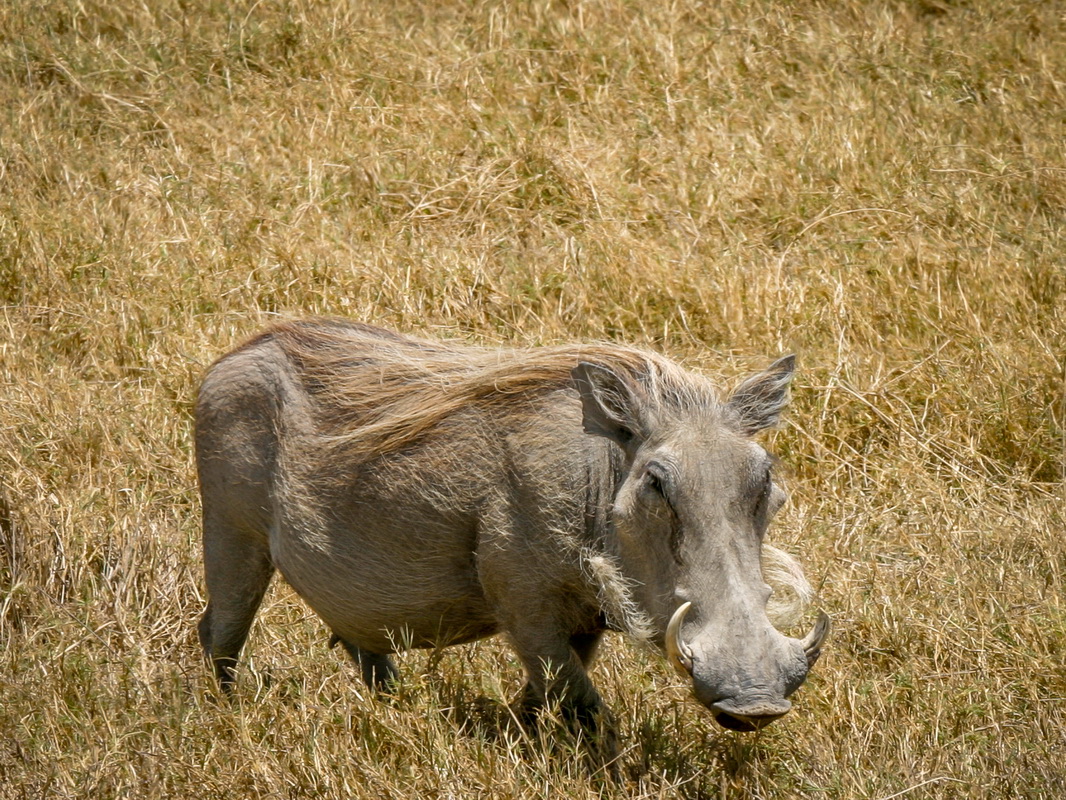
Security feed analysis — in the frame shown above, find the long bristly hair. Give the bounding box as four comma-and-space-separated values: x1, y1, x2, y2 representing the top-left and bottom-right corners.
235, 318, 813, 630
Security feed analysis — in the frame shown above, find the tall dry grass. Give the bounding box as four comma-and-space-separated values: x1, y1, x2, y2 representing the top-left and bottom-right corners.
1, 0, 1064, 797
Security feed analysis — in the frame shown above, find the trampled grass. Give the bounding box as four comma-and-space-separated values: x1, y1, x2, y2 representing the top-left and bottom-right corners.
1, 0, 1064, 797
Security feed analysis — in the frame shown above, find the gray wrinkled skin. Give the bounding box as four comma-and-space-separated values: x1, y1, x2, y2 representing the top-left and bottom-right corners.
195, 319, 822, 738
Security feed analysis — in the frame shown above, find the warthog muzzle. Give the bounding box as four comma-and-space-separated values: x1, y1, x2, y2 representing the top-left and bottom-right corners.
665, 602, 830, 731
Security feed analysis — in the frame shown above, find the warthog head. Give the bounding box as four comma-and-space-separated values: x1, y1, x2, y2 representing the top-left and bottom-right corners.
573, 355, 828, 731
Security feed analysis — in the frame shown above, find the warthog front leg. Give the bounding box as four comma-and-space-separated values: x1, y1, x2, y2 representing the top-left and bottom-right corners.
478, 499, 618, 769
517, 629, 606, 722
507, 629, 619, 777
509, 627, 617, 745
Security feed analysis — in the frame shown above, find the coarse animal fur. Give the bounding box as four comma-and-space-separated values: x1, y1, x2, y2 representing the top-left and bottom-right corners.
195, 318, 824, 747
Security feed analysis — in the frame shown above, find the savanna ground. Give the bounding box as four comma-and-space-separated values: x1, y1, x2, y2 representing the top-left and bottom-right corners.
1, 0, 1064, 797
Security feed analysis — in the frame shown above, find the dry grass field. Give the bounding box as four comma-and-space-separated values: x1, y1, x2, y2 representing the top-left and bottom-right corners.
2, 0, 1064, 797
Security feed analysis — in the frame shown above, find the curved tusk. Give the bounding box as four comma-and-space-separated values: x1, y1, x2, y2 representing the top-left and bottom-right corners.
665, 601, 695, 677
800, 611, 831, 667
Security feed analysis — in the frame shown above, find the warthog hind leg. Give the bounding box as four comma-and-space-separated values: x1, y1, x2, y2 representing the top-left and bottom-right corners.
329, 634, 399, 691
198, 519, 275, 693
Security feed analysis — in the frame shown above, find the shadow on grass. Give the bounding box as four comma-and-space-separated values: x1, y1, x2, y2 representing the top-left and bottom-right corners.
630, 719, 777, 797
437, 688, 624, 784
430, 681, 766, 795
200, 652, 775, 795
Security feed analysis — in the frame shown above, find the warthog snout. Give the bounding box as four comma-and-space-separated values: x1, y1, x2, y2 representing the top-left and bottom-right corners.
666, 602, 830, 731
710, 698, 791, 732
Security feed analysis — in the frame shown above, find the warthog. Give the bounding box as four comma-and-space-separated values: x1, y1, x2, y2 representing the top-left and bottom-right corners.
196, 319, 827, 736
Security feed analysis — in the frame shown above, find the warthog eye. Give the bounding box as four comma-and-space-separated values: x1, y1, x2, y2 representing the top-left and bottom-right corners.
647, 470, 665, 496
753, 463, 783, 532
758, 473, 773, 505
644, 461, 683, 560
644, 461, 672, 502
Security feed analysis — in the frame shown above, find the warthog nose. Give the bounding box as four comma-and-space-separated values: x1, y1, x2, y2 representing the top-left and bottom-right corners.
711, 698, 791, 731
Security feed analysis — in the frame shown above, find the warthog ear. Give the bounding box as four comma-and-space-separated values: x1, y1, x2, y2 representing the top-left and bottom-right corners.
726, 355, 796, 435
571, 362, 648, 451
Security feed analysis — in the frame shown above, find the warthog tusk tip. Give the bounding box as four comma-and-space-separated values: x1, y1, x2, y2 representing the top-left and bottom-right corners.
666, 601, 695, 677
